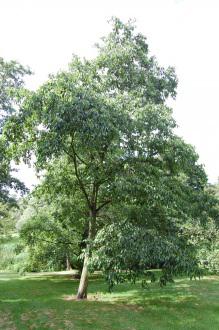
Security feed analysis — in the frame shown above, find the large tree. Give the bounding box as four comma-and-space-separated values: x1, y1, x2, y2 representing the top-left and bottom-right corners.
4, 18, 215, 299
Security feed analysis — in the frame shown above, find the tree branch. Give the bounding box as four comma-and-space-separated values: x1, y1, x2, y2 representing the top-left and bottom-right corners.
96, 199, 112, 212
74, 149, 88, 166
69, 139, 92, 209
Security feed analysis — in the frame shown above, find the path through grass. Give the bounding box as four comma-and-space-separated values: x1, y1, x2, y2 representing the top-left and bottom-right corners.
0, 272, 219, 329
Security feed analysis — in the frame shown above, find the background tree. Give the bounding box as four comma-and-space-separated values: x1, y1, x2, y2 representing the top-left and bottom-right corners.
17, 193, 82, 272
0, 58, 30, 232
0, 57, 31, 126
16, 158, 87, 272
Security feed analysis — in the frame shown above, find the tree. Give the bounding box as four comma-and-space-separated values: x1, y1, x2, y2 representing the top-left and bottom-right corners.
4, 18, 215, 299
0, 58, 30, 232
0, 57, 30, 202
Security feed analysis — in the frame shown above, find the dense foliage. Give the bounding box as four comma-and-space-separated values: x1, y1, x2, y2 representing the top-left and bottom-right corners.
0, 57, 30, 233
18, 192, 82, 272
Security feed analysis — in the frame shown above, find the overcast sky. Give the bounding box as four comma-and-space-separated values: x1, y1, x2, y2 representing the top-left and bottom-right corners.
1, 0, 219, 188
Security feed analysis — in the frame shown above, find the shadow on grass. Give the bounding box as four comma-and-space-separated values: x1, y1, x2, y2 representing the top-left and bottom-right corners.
1, 274, 219, 304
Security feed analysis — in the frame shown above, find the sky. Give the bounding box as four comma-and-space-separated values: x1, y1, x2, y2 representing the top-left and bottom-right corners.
1, 0, 219, 188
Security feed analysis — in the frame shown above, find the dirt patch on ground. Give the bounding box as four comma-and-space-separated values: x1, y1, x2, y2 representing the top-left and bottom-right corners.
0, 312, 17, 330
62, 294, 77, 301
20, 309, 70, 329
62, 294, 100, 301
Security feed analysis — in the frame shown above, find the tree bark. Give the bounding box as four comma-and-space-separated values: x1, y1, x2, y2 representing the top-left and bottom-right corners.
76, 252, 89, 299
76, 212, 95, 300
66, 255, 72, 271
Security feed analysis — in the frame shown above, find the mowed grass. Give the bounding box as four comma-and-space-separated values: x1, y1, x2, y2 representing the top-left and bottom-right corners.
0, 272, 219, 330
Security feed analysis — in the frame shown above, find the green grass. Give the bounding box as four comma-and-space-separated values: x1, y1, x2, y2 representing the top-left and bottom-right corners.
0, 272, 219, 329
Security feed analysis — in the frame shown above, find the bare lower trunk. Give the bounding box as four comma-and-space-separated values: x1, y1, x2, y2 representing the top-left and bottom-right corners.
66, 255, 72, 271
76, 253, 89, 299
76, 214, 95, 300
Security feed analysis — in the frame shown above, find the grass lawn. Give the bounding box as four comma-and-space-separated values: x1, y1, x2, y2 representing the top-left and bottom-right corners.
0, 272, 219, 330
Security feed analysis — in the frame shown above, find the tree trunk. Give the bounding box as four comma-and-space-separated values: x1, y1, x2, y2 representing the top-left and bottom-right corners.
76, 213, 95, 300
66, 255, 72, 271
76, 252, 89, 299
